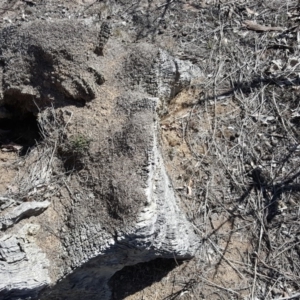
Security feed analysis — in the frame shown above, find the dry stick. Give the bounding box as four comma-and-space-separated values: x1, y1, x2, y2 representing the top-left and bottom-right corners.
204, 180, 209, 237
48, 141, 57, 171
200, 277, 240, 296
204, 37, 219, 89
251, 190, 272, 250
243, 267, 277, 281
208, 238, 245, 280
210, 60, 224, 167
277, 293, 300, 300
62, 111, 73, 133
121, 1, 139, 15
254, 34, 266, 72
226, 258, 251, 268
63, 179, 76, 202
172, 252, 179, 267
271, 91, 298, 180
272, 91, 297, 143
24, 149, 51, 191
244, 20, 284, 32
257, 255, 300, 280
213, 143, 241, 190
274, 241, 300, 259
157, 0, 175, 8
251, 224, 263, 299
265, 276, 281, 299
0, 7, 15, 11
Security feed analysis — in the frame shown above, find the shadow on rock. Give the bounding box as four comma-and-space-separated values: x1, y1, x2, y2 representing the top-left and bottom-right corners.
109, 258, 182, 300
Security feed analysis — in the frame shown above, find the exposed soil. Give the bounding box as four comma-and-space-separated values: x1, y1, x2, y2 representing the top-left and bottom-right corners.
0, 151, 18, 194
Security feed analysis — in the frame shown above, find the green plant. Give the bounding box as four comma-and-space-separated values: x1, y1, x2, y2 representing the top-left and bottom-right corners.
68, 134, 91, 155
59, 134, 91, 171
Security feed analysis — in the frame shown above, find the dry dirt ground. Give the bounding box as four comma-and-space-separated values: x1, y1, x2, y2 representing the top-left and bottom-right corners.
0, 0, 300, 299
109, 1, 300, 299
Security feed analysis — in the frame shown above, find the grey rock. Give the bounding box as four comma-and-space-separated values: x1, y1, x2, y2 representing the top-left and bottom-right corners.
124, 44, 202, 114
157, 49, 200, 100
0, 225, 50, 299
94, 21, 112, 56
0, 201, 50, 230
37, 96, 197, 300
0, 197, 15, 210
0, 20, 103, 112
0, 17, 201, 300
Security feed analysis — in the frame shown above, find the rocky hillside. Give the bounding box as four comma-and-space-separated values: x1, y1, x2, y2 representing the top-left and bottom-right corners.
0, 0, 300, 299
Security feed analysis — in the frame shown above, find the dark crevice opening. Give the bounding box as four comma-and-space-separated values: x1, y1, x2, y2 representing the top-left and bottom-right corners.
0, 105, 42, 156
108, 258, 183, 300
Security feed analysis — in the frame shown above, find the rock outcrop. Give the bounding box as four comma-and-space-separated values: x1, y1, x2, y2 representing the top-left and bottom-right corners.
0, 20, 102, 112
94, 21, 112, 56
124, 44, 202, 114
0, 16, 201, 300
0, 224, 50, 300
0, 201, 50, 230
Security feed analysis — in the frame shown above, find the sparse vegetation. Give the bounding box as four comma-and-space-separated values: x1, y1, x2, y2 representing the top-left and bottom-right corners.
58, 134, 91, 171
65, 134, 91, 156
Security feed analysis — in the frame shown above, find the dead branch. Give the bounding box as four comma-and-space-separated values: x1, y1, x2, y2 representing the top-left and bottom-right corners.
243, 20, 284, 32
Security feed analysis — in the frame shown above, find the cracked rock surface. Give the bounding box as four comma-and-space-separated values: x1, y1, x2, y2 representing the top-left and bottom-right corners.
0, 7, 202, 300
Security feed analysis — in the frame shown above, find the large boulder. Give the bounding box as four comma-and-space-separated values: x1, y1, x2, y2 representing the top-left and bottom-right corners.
0, 18, 201, 300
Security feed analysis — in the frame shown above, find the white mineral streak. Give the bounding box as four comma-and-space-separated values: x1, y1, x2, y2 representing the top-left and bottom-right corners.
137, 98, 196, 257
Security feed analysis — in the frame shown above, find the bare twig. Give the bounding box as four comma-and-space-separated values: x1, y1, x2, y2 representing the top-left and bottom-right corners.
243, 20, 284, 32
200, 277, 240, 296
251, 224, 263, 299
208, 238, 245, 279
277, 293, 300, 300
